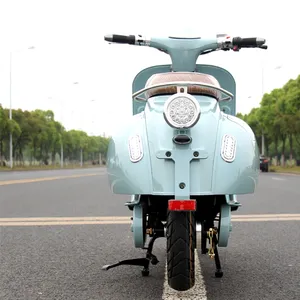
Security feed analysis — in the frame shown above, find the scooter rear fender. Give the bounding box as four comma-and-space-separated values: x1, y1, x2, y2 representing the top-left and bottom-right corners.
106, 95, 259, 195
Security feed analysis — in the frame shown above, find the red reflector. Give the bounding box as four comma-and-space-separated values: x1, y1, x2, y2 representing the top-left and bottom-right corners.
168, 200, 196, 211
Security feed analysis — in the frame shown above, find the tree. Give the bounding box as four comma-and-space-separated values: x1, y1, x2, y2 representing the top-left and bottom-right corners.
236, 74, 300, 165
0, 106, 110, 167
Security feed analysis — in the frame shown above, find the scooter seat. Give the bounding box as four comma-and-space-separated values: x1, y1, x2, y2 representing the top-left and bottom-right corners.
145, 72, 221, 100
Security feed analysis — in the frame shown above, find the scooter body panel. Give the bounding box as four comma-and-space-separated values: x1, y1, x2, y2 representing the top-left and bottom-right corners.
106, 94, 259, 195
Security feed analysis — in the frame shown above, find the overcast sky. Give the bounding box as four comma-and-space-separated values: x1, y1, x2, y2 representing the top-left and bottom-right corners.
0, 0, 299, 136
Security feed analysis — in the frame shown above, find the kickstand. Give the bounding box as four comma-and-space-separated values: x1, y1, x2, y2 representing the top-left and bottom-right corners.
102, 233, 160, 276
201, 228, 208, 254
213, 236, 223, 278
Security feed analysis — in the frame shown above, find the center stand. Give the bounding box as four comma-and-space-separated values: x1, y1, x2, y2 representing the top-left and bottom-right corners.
102, 231, 163, 276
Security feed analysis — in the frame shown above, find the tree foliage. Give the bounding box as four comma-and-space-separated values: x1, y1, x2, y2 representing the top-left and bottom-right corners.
237, 74, 300, 164
0, 105, 110, 166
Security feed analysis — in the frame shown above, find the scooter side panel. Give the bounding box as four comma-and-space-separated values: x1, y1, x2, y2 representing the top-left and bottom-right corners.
211, 114, 259, 194
106, 112, 153, 194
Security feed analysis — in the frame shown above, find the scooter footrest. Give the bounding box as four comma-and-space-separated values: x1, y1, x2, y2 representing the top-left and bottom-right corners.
102, 264, 111, 270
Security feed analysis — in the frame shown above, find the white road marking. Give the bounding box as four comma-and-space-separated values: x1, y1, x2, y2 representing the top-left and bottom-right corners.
0, 216, 130, 222
0, 173, 104, 186
0, 220, 132, 226
271, 177, 286, 181
232, 217, 300, 221
162, 250, 207, 300
231, 214, 300, 218
196, 223, 202, 232
0, 214, 300, 226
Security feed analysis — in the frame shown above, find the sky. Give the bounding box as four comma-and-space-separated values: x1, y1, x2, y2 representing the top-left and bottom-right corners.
0, 0, 299, 137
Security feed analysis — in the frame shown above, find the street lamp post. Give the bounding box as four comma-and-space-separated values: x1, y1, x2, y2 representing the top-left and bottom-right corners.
89, 99, 96, 136
261, 65, 264, 155
47, 95, 64, 168
9, 52, 12, 168
9, 46, 35, 168
60, 101, 64, 168
55, 81, 79, 168
89, 99, 102, 165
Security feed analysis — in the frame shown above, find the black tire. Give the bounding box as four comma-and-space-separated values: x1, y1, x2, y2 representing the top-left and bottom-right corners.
167, 211, 196, 291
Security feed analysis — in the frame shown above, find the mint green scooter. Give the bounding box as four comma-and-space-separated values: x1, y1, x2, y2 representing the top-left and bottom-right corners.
102, 33, 267, 291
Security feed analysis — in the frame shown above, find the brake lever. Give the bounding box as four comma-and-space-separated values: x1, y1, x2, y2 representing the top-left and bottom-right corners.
202, 49, 217, 55
259, 45, 268, 49
230, 44, 267, 51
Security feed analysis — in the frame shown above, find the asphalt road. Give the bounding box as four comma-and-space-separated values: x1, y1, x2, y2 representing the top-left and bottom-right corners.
0, 168, 299, 300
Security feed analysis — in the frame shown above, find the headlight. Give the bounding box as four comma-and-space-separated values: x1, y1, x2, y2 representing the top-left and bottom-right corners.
163, 93, 201, 129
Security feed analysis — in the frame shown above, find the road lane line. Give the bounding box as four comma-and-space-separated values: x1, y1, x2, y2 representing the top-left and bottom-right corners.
271, 177, 286, 181
0, 173, 103, 186
1, 214, 299, 222
162, 250, 207, 300
0, 216, 130, 222
0, 220, 131, 226
232, 217, 300, 221
0, 214, 300, 226
231, 214, 300, 218
1, 217, 299, 226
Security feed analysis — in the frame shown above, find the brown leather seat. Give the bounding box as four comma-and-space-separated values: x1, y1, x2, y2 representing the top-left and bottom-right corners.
144, 72, 221, 100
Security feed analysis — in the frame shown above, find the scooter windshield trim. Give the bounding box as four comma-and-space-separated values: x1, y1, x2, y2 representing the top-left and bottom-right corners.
132, 81, 233, 102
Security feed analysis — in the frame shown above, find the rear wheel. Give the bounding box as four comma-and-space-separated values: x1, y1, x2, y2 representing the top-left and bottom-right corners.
167, 211, 196, 291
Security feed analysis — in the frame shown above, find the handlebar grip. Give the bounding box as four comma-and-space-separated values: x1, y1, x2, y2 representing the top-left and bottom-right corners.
232, 37, 266, 48
104, 34, 136, 45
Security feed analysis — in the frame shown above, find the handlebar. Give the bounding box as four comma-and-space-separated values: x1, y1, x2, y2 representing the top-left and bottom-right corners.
218, 36, 267, 51
104, 34, 150, 46
105, 34, 136, 44
104, 33, 267, 71
232, 37, 265, 48
104, 34, 267, 51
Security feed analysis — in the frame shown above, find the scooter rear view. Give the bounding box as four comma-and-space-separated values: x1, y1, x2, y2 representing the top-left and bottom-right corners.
102, 33, 267, 292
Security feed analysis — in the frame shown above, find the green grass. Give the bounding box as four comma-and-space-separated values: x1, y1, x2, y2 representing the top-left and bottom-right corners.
269, 165, 300, 174
0, 164, 104, 172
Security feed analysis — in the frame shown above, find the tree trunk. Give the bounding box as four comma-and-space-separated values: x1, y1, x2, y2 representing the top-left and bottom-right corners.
0, 139, 3, 165
33, 141, 37, 163
274, 136, 279, 165
265, 136, 270, 156
19, 148, 24, 165
274, 136, 278, 156
289, 134, 293, 161
281, 134, 286, 166
40, 145, 43, 165
50, 152, 54, 165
